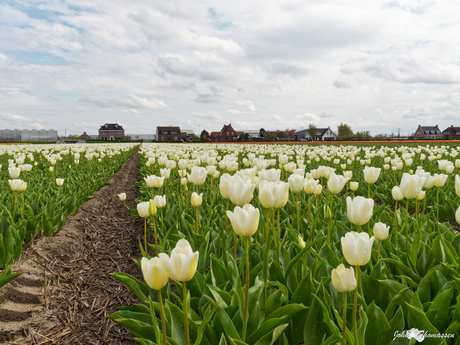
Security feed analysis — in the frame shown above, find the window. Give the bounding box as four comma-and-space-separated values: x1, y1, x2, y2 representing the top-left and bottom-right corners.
174, 136, 178, 140
232, 132, 234, 135
227, 132, 229, 135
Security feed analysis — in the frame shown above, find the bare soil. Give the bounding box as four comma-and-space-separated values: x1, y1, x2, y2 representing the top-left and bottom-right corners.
0, 149, 149, 344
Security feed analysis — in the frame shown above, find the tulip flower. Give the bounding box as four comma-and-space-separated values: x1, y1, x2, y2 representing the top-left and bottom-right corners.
392, 186, 404, 201
258, 169, 281, 182
154, 195, 166, 208
160, 239, 199, 345
350, 181, 359, 192
363, 166, 381, 198
191, 192, 203, 234
332, 263, 357, 342
56, 178, 64, 187
141, 257, 169, 345
327, 172, 349, 194
187, 166, 207, 186
289, 174, 304, 232
399, 173, 425, 200
8, 179, 26, 192
138, 201, 150, 253
226, 204, 259, 341
118, 193, 126, 201
433, 173, 448, 188
341, 231, 375, 342
8, 167, 20, 179
228, 178, 255, 207
226, 204, 260, 237
346, 196, 374, 227
456, 175, 460, 197
332, 264, 357, 293
456, 205, 460, 225
304, 178, 319, 194
341, 231, 374, 266
191, 192, 203, 207
373, 221, 389, 263
141, 257, 169, 291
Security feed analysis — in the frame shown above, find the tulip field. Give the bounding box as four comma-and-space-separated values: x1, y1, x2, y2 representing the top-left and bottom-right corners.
103, 142, 460, 345
0, 143, 137, 288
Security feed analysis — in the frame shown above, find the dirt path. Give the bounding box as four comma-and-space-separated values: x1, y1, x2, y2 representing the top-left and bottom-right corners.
0, 149, 146, 344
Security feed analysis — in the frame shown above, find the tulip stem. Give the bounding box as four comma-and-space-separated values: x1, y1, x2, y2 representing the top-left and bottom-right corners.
377, 240, 381, 263
195, 207, 200, 235
22, 192, 25, 217
234, 234, 238, 261
308, 194, 312, 235
183, 281, 190, 345
277, 208, 280, 263
297, 192, 301, 234
158, 289, 167, 345
405, 199, 409, 255
265, 208, 270, 245
436, 187, 439, 222
161, 208, 164, 233
242, 236, 250, 342
394, 201, 398, 233
153, 216, 158, 256
144, 217, 148, 255
225, 199, 229, 233
353, 265, 360, 345
343, 292, 347, 343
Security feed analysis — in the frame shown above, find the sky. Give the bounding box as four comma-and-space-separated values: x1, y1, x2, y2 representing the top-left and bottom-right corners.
1, 0, 460, 137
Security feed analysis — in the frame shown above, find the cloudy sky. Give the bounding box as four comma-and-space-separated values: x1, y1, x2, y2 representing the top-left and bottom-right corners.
1, 0, 460, 136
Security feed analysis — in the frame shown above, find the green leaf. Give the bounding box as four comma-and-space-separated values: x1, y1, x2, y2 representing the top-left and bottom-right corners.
405, 303, 444, 345
426, 287, 453, 333
253, 324, 288, 345
365, 301, 390, 345
216, 305, 241, 342
110, 272, 149, 303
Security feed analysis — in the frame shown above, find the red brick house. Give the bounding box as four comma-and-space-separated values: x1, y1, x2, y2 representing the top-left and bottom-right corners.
98, 123, 125, 140
210, 124, 241, 142
79, 132, 91, 139
156, 126, 181, 142
413, 125, 443, 140
442, 125, 460, 139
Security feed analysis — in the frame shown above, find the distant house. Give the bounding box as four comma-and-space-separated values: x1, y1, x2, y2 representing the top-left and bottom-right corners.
200, 130, 210, 141
260, 128, 279, 141
442, 125, 460, 140
240, 130, 260, 140
98, 123, 125, 140
156, 126, 181, 142
79, 132, 91, 139
210, 124, 241, 142
128, 134, 156, 142
181, 129, 195, 142
295, 126, 336, 141
413, 125, 443, 140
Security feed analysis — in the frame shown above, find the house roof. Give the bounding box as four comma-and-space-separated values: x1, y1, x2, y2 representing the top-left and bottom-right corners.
210, 131, 219, 137
181, 129, 195, 135
79, 132, 92, 139
157, 126, 180, 131
99, 123, 124, 131
418, 125, 440, 131
219, 124, 235, 135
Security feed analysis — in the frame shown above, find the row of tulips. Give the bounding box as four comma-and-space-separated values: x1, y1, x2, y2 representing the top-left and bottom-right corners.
109, 142, 460, 345
0, 143, 138, 288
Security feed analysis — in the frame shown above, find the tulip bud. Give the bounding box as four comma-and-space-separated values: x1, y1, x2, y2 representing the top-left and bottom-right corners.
118, 193, 126, 201
455, 175, 460, 197
149, 199, 157, 216
297, 235, 306, 249
8, 167, 20, 179
392, 186, 404, 201
56, 178, 64, 187
373, 222, 389, 241
324, 205, 332, 221
456, 205, 460, 225
331, 264, 356, 292
49, 167, 54, 173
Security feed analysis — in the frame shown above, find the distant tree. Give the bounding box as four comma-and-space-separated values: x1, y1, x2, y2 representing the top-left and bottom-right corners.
268, 133, 277, 141
337, 123, 354, 140
355, 130, 371, 141
68, 134, 79, 139
307, 123, 317, 141
200, 130, 209, 141
285, 129, 296, 140
277, 131, 287, 139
